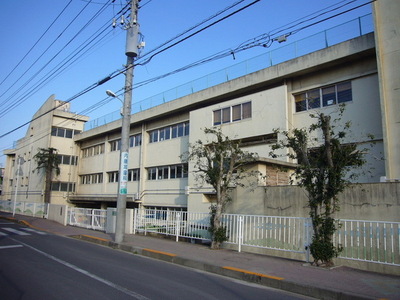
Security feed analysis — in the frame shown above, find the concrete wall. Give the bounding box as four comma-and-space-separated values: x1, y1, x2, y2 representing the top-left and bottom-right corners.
227, 182, 400, 222
47, 204, 68, 226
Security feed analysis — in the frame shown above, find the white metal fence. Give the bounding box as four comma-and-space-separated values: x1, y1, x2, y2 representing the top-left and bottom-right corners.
0, 200, 48, 218
222, 214, 312, 255
67, 208, 107, 231
1, 202, 398, 266
133, 209, 211, 242
133, 208, 400, 266
133, 209, 311, 255
335, 219, 400, 265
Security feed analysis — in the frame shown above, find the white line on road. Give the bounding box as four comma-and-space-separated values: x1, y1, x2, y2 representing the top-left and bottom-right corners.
0, 231, 8, 236
22, 228, 47, 235
11, 238, 151, 300
0, 245, 23, 250
3, 228, 30, 235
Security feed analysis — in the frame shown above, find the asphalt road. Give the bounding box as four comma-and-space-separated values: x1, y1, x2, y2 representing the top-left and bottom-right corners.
0, 221, 314, 300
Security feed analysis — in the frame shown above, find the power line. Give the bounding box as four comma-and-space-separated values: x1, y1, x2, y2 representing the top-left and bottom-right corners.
136, 0, 261, 67
0, 0, 371, 140
0, 0, 122, 118
0, 0, 73, 88
0, 0, 251, 120
0, 0, 92, 104
140, 0, 248, 60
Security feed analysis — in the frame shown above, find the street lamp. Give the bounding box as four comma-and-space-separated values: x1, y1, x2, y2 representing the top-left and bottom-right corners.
106, 90, 119, 100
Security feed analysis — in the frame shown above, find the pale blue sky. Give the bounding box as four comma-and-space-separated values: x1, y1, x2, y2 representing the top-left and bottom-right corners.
0, 0, 373, 165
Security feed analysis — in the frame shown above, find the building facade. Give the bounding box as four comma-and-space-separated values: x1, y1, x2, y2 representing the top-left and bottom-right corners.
2, 95, 88, 204
68, 32, 383, 213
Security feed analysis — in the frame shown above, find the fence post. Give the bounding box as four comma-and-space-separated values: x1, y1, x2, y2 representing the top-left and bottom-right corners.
133, 208, 137, 235
238, 215, 244, 253
176, 212, 181, 242
304, 218, 312, 263
68, 207, 71, 225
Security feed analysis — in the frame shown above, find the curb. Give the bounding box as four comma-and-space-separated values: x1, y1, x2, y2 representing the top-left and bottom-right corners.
73, 234, 374, 300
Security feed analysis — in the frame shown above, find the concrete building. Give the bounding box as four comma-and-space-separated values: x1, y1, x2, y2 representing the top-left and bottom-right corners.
2, 1, 399, 214
2, 95, 88, 204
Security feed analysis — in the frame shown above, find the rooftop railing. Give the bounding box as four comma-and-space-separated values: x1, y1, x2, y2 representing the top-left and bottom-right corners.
85, 14, 373, 131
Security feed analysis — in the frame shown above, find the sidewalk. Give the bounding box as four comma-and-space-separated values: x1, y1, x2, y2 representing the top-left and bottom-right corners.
1, 212, 399, 300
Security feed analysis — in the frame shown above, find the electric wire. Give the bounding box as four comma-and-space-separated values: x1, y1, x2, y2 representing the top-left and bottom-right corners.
0, 0, 372, 141
136, 0, 261, 67
0, 0, 248, 119
0, 0, 92, 104
0, 0, 110, 112
0, 0, 123, 118
140, 0, 248, 60
0, 0, 73, 89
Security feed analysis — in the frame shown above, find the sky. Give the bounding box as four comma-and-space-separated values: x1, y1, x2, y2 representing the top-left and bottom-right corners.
0, 0, 373, 166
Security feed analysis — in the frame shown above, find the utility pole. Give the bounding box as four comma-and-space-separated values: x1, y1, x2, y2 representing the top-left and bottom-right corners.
115, 0, 140, 244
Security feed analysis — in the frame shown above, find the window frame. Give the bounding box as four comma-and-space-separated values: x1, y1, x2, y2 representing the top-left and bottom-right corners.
213, 101, 252, 126
147, 164, 188, 181
294, 81, 352, 113
149, 122, 189, 144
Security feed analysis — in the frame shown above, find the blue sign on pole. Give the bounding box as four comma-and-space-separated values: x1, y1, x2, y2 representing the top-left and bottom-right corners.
120, 152, 128, 195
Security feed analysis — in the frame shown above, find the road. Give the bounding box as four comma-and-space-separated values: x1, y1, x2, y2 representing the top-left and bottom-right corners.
0, 221, 313, 300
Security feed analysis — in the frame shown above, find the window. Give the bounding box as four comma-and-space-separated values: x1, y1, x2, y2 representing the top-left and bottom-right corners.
57, 154, 78, 165
51, 127, 80, 139
62, 155, 71, 165
129, 134, 142, 147
148, 168, 157, 180
307, 89, 320, 109
337, 81, 352, 103
232, 105, 241, 121
57, 128, 65, 138
65, 129, 73, 139
242, 102, 251, 119
82, 144, 104, 157
213, 110, 221, 125
171, 125, 178, 139
213, 102, 252, 125
177, 123, 184, 137
51, 181, 75, 192
147, 164, 188, 180
80, 173, 103, 184
150, 131, 159, 143
128, 169, 140, 181
149, 122, 189, 143
222, 107, 230, 124
294, 81, 352, 112
110, 140, 121, 152
108, 171, 119, 183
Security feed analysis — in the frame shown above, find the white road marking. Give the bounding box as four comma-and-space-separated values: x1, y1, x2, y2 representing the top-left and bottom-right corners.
0, 245, 23, 250
0, 231, 8, 236
3, 228, 30, 235
21, 228, 47, 235
11, 238, 151, 300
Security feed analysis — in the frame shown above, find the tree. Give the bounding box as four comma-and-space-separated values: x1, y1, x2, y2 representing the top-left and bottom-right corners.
33, 147, 61, 204
270, 106, 371, 266
182, 128, 260, 249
